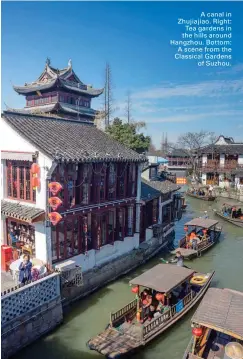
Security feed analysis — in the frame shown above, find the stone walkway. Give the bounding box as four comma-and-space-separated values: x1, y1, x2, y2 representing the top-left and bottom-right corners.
1, 271, 18, 292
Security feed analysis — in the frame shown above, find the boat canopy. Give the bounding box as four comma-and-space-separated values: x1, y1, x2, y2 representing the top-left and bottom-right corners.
129, 264, 194, 294
184, 218, 218, 228
222, 202, 242, 208
191, 288, 243, 340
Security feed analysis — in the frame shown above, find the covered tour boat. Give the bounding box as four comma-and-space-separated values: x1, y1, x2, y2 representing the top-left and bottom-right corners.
172, 218, 222, 260
87, 264, 215, 358
183, 287, 243, 359
215, 202, 243, 228
186, 191, 216, 202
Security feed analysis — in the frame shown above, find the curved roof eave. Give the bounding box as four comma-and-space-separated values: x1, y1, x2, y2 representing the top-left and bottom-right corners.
13, 79, 58, 94
61, 82, 104, 97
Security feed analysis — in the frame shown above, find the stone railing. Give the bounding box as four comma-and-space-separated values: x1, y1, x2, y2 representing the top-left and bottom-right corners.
1, 273, 60, 326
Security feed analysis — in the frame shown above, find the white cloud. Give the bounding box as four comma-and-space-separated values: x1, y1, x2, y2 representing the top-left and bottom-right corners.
138, 109, 243, 124
132, 79, 243, 100
216, 63, 243, 76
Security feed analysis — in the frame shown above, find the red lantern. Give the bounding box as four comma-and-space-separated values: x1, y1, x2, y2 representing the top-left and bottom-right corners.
184, 226, 188, 232
48, 182, 63, 196
31, 163, 40, 175
131, 286, 139, 294
48, 197, 63, 210
202, 229, 207, 234
32, 177, 40, 188
155, 293, 164, 302
192, 327, 203, 338
48, 212, 62, 226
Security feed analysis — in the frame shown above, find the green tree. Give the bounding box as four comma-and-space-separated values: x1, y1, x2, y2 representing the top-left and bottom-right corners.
106, 118, 151, 154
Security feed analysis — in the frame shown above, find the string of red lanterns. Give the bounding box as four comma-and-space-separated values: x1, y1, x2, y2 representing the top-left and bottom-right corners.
48, 181, 63, 225
31, 163, 40, 190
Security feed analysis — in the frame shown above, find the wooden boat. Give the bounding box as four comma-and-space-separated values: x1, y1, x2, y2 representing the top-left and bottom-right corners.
172, 218, 222, 260
87, 264, 215, 358
183, 287, 243, 359
186, 192, 216, 202
215, 202, 243, 228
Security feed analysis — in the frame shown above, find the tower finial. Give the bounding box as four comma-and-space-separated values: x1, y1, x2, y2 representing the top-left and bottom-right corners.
68, 59, 72, 68
46, 57, 51, 66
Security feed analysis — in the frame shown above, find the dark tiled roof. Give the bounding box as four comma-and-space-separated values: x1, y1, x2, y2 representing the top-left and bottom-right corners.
6, 103, 95, 121
2, 112, 146, 163
141, 180, 161, 202
1, 200, 45, 223
13, 79, 103, 98
142, 179, 180, 194
168, 149, 189, 158
192, 288, 243, 339
199, 144, 243, 155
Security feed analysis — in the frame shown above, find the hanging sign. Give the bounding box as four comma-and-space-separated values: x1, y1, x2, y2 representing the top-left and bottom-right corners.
48, 197, 63, 210
48, 212, 63, 226
48, 182, 63, 196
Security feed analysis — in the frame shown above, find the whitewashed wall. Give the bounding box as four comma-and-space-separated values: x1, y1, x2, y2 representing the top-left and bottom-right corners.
238, 155, 243, 165
1, 119, 53, 263
202, 154, 207, 164
141, 168, 150, 181
201, 173, 207, 185
220, 154, 225, 166
55, 234, 140, 272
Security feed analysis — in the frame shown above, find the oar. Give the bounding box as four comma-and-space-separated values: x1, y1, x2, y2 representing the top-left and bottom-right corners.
160, 258, 168, 264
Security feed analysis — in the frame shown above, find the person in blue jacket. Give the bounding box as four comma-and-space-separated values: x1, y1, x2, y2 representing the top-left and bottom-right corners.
19, 254, 32, 285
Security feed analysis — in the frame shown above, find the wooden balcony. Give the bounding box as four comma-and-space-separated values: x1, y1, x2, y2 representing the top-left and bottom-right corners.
199, 160, 243, 173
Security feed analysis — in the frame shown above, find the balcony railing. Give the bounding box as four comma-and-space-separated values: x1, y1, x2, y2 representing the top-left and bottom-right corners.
199, 160, 243, 172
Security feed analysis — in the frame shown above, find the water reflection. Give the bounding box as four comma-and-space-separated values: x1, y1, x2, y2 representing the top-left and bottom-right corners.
13, 195, 243, 359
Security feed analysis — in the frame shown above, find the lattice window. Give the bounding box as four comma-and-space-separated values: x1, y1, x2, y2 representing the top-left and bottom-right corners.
6, 161, 35, 202
81, 164, 90, 204
60, 267, 83, 288
108, 163, 116, 199
1, 275, 60, 325
153, 199, 158, 224
7, 163, 12, 197
127, 206, 134, 236
12, 165, 18, 198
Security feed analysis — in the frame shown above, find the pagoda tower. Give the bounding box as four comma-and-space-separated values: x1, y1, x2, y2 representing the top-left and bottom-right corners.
11, 58, 103, 124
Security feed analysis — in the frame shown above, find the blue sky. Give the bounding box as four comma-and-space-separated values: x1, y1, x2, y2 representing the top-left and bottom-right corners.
2, 1, 243, 146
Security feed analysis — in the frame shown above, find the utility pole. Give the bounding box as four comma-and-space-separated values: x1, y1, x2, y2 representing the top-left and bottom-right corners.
124, 90, 132, 123
104, 63, 113, 128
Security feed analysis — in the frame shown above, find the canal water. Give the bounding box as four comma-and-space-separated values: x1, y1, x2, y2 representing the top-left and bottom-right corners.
14, 195, 243, 359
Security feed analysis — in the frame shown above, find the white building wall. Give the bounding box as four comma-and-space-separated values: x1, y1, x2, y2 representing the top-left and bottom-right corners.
220, 154, 225, 167
202, 154, 207, 165
1, 119, 53, 264
201, 173, 207, 185
238, 155, 243, 165
141, 168, 150, 181
55, 234, 140, 272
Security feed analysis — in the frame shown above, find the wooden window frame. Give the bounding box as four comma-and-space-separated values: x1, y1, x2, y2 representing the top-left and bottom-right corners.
6, 161, 36, 203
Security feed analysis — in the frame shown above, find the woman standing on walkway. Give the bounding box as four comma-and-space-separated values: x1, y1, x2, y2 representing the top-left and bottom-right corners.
18, 254, 32, 285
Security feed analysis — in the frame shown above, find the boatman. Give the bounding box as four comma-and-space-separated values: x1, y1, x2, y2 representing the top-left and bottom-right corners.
166, 251, 184, 267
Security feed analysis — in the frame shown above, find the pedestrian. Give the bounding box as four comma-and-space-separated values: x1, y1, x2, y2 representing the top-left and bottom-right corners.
18, 254, 32, 285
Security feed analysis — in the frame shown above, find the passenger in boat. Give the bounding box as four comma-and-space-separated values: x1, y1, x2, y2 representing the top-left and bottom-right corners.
141, 290, 152, 322
178, 283, 188, 300
237, 208, 242, 218
148, 295, 159, 320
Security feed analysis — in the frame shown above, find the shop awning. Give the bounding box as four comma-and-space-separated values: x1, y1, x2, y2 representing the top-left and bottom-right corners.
1, 151, 35, 161
1, 200, 45, 223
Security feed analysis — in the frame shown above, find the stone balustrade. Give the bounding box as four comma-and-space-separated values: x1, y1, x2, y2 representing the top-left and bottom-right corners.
1, 272, 60, 326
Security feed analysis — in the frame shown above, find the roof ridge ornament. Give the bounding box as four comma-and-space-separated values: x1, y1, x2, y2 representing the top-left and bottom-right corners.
68, 59, 72, 69
46, 57, 51, 67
